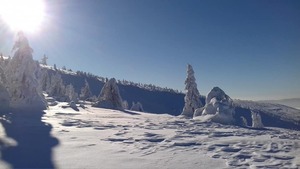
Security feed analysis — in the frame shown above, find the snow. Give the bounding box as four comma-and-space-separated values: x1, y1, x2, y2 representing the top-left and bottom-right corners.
1, 96, 300, 169
234, 100, 300, 128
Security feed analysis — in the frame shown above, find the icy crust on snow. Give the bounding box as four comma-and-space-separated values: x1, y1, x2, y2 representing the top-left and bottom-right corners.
21, 98, 298, 169
234, 100, 300, 127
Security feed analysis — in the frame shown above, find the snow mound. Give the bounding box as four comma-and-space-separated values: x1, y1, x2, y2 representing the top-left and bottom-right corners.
195, 87, 235, 124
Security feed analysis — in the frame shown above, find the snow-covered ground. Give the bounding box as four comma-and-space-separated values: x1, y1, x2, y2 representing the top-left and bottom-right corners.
1, 99, 300, 169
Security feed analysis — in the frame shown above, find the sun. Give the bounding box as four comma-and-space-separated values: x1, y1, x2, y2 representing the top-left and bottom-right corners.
0, 0, 45, 33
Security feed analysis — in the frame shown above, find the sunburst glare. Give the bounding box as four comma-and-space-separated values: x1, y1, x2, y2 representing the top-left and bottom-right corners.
0, 0, 45, 33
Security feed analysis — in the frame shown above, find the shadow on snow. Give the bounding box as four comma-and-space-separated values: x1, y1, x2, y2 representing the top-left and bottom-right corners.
0, 110, 59, 169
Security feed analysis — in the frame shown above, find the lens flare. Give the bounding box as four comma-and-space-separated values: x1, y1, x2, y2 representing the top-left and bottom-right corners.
0, 0, 45, 32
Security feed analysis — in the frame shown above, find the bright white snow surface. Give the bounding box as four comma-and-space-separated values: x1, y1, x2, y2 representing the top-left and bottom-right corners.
1, 97, 300, 169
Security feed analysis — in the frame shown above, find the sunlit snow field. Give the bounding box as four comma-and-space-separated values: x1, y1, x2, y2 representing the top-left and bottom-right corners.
1, 98, 299, 169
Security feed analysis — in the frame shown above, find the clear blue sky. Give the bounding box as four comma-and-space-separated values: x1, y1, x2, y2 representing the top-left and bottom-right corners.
1, 0, 300, 100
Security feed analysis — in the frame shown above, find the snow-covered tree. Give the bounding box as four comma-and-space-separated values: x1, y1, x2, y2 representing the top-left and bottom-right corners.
4, 32, 46, 110
130, 102, 144, 112
66, 83, 78, 103
251, 110, 264, 128
93, 78, 123, 110
240, 116, 248, 127
40, 54, 48, 65
0, 66, 10, 111
80, 79, 92, 100
122, 100, 129, 109
181, 64, 203, 117
48, 73, 66, 100
38, 69, 50, 91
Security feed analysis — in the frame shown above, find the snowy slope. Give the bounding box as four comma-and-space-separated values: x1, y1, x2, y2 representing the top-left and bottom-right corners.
259, 98, 300, 110
43, 67, 187, 115
234, 100, 300, 130
1, 97, 300, 169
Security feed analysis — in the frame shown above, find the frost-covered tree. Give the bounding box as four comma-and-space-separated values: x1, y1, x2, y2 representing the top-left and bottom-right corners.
181, 64, 202, 117
40, 54, 48, 65
48, 73, 66, 100
251, 110, 264, 128
130, 102, 144, 112
122, 100, 129, 109
66, 83, 78, 103
0, 66, 10, 111
80, 79, 92, 100
4, 32, 46, 110
38, 69, 50, 91
93, 78, 123, 110
240, 116, 248, 127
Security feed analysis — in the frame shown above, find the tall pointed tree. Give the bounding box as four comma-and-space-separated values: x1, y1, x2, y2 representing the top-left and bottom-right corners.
181, 64, 202, 117
93, 78, 123, 110
80, 79, 92, 100
5, 31, 46, 110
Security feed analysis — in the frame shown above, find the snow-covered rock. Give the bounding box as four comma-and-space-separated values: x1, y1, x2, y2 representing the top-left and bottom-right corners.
93, 78, 123, 110
4, 32, 46, 111
197, 87, 235, 124
181, 64, 203, 117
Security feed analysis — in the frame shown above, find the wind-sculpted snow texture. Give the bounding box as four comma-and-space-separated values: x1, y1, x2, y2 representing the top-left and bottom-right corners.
17, 99, 299, 169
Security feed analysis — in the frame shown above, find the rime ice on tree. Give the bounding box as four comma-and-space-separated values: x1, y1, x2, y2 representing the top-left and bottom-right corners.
131, 102, 144, 112
0, 66, 10, 111
93, 78, 123, 110
251, 110, 264, 128
80, 79, 92, 100
5, 32, 46, 110
181, 64, 203, 117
